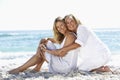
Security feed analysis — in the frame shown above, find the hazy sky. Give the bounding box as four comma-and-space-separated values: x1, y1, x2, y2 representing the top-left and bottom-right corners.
0, 0, 120, 31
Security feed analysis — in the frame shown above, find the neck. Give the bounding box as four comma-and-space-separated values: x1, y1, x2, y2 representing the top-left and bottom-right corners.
75, 28, 77, 33
63, 30, 70, 36
73, 26, 78, 33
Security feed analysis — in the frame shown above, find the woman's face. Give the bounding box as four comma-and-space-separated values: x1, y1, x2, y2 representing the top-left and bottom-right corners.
65, 17, 77, 32
56, 21, 67, 34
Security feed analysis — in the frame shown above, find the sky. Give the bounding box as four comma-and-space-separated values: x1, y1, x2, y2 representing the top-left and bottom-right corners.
0, 0, 120, 31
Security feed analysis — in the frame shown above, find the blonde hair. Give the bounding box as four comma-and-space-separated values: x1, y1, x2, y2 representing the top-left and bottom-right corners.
53, 17, 65, 44
64, 14, 82, 26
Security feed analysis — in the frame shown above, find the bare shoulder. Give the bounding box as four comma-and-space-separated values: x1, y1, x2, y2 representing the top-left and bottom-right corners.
66, 32, 77, 40
63, 32, 76, 47
67, 32, 76, 38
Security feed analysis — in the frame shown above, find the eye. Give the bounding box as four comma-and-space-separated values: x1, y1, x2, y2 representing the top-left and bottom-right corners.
66, 22, 70, 25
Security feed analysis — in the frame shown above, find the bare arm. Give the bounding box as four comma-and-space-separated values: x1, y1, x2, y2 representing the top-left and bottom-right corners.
45, 33, 78, 57
60, 43, 80, 54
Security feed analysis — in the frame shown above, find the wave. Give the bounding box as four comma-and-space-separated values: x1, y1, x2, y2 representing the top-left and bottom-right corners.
0, 31, 53, 38
0, 33, 13, 37
0, 52, 35, 60
0, 32, 24, 38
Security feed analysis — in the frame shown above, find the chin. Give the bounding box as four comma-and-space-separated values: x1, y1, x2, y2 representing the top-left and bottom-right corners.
70, 29, 74, 31
69, 30, 73, 32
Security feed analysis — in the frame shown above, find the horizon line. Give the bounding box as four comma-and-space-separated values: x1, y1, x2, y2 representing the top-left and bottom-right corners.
0, 28, 120, 32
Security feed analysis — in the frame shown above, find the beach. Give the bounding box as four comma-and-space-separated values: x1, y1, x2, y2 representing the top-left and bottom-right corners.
0, 29, 120, 80
0, 0, 120, 79
0, 52, 120, 80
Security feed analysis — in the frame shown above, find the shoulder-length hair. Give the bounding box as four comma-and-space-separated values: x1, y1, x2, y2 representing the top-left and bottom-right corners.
53, 17, 65, 44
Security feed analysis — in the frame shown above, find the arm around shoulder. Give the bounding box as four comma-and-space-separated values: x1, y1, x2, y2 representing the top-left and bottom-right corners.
58, 33, 81, 56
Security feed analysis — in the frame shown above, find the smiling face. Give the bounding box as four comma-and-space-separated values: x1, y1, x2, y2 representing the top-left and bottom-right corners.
55, 21, 67, 35
64, 15, 78, 33
53, 17, 67, 44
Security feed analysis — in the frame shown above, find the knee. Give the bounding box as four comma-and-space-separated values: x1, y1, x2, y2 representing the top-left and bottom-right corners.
34, 54, 40, 58
40, 38, 47, 44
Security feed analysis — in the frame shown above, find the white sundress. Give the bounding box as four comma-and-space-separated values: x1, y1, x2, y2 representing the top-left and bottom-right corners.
45, 36, 80, 74
76, 25, 111, 71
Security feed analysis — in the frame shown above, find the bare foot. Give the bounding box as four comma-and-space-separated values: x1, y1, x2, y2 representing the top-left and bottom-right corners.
32, 61, 44, 72
32, 68, 40, 72
104, 66, 112, 72
8, 67, 26, 74
90, 66, 112, 73
8, 68, 21, 74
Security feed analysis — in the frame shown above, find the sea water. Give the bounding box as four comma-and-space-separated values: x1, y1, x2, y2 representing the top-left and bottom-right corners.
0, 28, 120, 62
0, 28, 120, 53
0, 28, 120, 69
0, 30, 53, 52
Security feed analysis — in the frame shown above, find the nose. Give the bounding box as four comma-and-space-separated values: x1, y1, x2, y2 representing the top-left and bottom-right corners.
67, 23, 72, 28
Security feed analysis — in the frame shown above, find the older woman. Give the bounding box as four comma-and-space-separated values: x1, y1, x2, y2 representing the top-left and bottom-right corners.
59, 14, 112, 72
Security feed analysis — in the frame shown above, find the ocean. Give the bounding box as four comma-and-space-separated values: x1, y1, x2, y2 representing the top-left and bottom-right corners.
0, 28, 120, 77
0, 28, 120, 53
0, 30, 53, 52
0, 28, 120, 80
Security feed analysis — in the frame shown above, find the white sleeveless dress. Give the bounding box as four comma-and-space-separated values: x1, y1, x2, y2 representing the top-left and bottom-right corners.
45, 37, 80, 74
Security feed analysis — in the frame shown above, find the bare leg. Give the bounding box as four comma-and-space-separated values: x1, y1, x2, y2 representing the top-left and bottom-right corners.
33, 59, 45, 72
32, 49, 48, 72
8, 39, 48, 74
32, 39, 49, 72
8, 54, 41, 74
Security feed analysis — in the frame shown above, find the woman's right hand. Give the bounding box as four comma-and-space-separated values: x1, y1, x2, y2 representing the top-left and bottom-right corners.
40, 44, 47, 51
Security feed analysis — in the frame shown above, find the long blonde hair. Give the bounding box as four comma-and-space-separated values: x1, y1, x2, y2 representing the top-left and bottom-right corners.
53, 17, 65, 44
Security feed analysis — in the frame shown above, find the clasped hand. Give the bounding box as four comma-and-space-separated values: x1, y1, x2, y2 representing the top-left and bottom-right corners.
40, 44, 46, 51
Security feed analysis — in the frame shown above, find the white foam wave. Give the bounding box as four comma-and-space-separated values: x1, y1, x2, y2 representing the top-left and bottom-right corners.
0, 52, 120, 69
0, 52, 35, 60
94, 28, 120, 32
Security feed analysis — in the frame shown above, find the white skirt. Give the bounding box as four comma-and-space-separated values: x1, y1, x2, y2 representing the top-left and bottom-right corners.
45, 40, 80, 74
77, 49, 111, 71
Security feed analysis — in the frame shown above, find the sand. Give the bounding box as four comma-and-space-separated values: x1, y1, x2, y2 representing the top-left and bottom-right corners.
0, 52, 120, 80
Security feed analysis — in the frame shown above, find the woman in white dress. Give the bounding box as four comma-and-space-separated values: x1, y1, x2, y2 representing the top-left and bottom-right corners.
8, 17, 79, 74
58, 14, 112, 72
